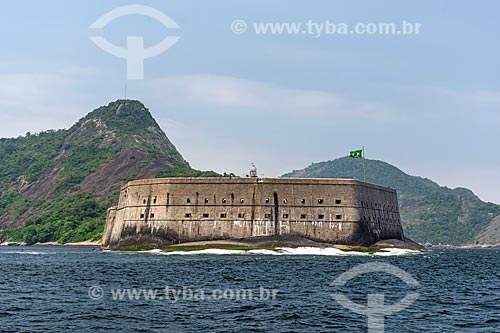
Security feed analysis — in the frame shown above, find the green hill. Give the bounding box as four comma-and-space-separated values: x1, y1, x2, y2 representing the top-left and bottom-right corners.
283, 157, 500, 245
0, 100, 219, 244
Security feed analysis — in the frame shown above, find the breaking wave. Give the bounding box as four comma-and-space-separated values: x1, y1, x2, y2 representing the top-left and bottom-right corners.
0, 251, 56, 255
138, 247, 420, 256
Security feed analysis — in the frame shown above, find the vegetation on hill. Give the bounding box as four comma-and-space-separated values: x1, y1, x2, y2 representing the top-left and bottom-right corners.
283, 157, 500, 245
0, 100, 221, 245
155, 167, 235, 178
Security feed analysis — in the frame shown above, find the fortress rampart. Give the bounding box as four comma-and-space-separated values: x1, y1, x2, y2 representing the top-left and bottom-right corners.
102, 177, 404, 248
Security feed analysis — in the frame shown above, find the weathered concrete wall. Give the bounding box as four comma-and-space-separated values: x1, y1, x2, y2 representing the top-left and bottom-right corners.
102, 178, 404, 248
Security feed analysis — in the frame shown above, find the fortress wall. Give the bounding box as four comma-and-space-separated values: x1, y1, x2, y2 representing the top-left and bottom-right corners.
102, 178, 403, 248
354, 184, 404, 243
102, 207, 117, 247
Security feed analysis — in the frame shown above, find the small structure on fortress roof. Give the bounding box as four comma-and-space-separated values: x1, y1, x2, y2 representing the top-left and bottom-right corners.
249, 163, 258, 177
102, 176, 407, 249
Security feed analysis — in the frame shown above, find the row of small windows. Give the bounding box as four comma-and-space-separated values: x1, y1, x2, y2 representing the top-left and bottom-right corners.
191, 198, 337, 204
139, 213, 342, 220
276, 213, 343, 219
136, 198, 396, 213
364, 215, 397, 221
137, 198, 395, 212
141, 197, 342, 205
142, 197, 158, 204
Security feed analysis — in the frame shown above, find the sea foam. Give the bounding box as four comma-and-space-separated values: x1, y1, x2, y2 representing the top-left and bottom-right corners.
147, 247, 420, 256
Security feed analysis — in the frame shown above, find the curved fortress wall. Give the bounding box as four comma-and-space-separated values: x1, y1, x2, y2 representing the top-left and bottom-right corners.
102, 178, 404, 248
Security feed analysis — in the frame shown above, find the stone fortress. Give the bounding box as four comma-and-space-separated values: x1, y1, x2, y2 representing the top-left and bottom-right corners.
102, 166, 405, 249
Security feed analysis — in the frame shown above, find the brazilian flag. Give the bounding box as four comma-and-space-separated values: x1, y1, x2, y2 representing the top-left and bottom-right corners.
349, 149, 363, 159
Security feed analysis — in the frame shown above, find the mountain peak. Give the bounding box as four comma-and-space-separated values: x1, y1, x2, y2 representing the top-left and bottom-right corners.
0, 99, 189, 238
68, 99, 188, 167
77, 99, 157, 134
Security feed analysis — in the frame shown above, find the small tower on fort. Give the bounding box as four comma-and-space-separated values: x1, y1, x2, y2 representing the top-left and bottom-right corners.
249, 163, 258, 177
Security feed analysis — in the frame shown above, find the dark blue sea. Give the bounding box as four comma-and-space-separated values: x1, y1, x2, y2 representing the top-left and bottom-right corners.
1, 246, 499, 332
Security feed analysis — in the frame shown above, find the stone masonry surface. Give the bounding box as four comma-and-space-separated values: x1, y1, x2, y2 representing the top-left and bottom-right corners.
102, 178, 404, 248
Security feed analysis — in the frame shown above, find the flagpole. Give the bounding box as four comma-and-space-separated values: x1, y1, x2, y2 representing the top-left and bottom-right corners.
362, 145, 366, 182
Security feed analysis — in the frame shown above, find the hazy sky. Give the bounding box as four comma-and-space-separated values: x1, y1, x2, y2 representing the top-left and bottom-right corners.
1, 0, 499, 203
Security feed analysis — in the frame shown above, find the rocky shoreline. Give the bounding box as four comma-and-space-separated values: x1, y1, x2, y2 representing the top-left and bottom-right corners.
424, 243, 500, 249
4, 237, 499, 250
0, 240, 101, 247
112, 235, 424, 252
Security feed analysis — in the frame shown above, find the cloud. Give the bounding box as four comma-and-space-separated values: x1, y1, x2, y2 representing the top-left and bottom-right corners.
398, 86, 500, 118
0, 70, 402, 140
148, 74, 399, 119
60, 66, 104, 76
0, 66, 106, 113
0, 70, 95, 137
0, 73, 65, 109
436, 88, 500, 111
151, 74, 341, 114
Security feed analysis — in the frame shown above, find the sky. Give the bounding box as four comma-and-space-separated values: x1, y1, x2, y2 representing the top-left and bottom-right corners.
1, 0, 499, 203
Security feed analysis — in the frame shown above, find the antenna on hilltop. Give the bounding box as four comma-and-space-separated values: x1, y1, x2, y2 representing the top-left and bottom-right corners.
124, 83, 127, 100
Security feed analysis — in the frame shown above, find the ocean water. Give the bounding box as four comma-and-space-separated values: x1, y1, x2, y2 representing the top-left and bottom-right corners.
1, 247, 499, 332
